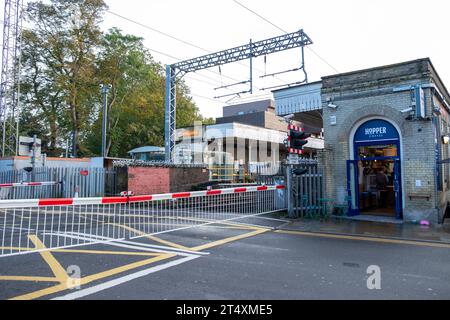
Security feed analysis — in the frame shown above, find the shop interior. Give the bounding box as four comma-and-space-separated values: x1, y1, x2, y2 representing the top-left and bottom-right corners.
357, 144, 398, 217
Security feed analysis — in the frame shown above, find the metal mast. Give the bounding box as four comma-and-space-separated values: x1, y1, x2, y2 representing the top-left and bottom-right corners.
0, 0, 24, 157
165, 29, 313, 162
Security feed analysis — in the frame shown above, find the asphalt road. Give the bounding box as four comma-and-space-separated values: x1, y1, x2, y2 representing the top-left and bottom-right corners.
1, 215, 450, 300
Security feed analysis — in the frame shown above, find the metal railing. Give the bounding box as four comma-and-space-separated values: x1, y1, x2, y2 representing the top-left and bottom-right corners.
0, 185, 286, 257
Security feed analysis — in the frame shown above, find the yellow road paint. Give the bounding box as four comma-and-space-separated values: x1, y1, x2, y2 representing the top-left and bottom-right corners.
5, 221, 272, 300
218, 221, 271, 231
52, 249, 161, 257
28, 235, 69, 284
10, 253, 175, 300
146, 235, 192, 251
80, 253, 175, 284
10, 283, 69, 300
112, 224, 192, 251
0, 276, 60, 283
275, 230, 450, 249
191, 228, 270, 252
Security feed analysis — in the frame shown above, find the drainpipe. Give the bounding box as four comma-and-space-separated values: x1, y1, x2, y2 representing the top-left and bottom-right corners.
431, 88, 442, 223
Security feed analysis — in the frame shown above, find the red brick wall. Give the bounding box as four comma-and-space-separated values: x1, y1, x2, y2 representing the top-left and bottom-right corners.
128, 167, 171, 195
127, 167, 209, 195
170, 168, 209, 193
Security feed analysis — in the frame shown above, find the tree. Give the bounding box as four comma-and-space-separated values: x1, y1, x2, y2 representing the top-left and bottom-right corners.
20, 1, 206, 159
20, 0, 107, 157
85, 28, 205, 158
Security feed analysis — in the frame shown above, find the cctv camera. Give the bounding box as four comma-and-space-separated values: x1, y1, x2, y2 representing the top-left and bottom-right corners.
283, 114, 295, 120
401, 107, 413, 114
328, 103, 338, 109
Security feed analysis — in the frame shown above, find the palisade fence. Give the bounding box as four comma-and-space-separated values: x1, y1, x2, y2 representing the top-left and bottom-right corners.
291, 159, 324, 218
254, 159, 324, 218
256, 162, 285, 185
0, 167, 118, 200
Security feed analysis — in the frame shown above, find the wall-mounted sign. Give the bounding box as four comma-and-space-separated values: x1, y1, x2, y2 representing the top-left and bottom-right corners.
354, 120, 399, 143
415, 86, 426, 119
330, 116, 337, 126
80, 170, 89, 177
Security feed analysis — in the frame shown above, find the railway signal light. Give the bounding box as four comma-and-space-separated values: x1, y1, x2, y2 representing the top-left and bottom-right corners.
287, 125, 311, 154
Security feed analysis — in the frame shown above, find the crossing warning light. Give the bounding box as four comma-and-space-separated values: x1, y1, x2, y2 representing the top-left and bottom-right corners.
287, 124, 311, 155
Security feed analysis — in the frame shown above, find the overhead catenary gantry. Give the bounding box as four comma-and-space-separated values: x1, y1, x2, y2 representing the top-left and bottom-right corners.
165, 29, 313, 162
0, 0, 24, 157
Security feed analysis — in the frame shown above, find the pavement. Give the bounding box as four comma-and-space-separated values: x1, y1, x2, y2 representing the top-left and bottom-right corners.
276, 214, 450, 244
1, 214, 450, 300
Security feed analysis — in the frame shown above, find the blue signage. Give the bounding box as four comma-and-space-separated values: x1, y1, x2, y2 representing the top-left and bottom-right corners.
354, 120, 399, 143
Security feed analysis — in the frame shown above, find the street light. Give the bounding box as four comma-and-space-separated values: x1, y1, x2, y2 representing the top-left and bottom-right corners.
101, 84, 112, 158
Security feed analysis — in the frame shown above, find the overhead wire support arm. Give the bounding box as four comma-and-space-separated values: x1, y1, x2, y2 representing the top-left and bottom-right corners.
172, 30, 312, 75
260, 67, 301, 79
214, 90, 251, 100
214, 80, 251, 91
165, 29, 313, 162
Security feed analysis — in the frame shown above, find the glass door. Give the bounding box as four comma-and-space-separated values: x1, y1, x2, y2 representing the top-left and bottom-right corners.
346, 160, 359, 216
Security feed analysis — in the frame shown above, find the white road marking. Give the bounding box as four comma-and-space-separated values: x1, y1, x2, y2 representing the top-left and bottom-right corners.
52, 255, 200, 300
251, 216, 290, 223
113, 239, 210, 256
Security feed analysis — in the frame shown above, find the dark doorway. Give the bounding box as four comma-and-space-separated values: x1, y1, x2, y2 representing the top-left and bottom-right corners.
356, 144, 398, 217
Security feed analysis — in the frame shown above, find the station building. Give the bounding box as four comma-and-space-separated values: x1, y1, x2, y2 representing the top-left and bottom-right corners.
274, 58, 450, 224
174, 99, 324, 182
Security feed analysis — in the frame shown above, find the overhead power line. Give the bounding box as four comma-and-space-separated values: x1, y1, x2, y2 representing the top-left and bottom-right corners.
231, 0, 340, 74
105, 9, 289, 86
106, 10, 210, 53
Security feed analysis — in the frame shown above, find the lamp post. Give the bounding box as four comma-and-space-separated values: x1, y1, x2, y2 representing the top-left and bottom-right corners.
101, 85, 111, 158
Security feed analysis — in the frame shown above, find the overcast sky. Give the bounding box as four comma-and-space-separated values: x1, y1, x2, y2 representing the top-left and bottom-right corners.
10, 0, 450, 119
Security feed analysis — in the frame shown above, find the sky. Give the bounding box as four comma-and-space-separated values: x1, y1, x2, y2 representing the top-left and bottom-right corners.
5, 0, 450, 119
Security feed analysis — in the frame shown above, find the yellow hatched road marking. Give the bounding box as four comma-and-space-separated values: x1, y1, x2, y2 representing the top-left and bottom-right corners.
112, 224, 192, 251
4, 222, 271, 300
52, 249, 161, 256
0, 276, 60, 283
9, 253, 175, 300
191, 228, 270, 252
80, 253, 176, 284
27, 235, 69, 284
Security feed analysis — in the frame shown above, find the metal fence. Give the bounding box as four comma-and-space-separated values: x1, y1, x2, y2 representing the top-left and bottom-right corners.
0, 182, 62, 200
0, 185, 286, 257
256, 162, 285, 185
0, 167, 118, 200
291, 160, 324, 218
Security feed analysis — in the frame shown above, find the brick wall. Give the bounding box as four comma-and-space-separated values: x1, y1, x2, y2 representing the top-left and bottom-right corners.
128, 167, 171, 195
127, 167, 209, 195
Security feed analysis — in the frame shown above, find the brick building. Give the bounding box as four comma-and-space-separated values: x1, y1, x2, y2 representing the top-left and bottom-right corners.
274, 58, 450, 224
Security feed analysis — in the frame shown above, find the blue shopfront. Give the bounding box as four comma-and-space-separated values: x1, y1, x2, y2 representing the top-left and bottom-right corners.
347, 119, 403, 219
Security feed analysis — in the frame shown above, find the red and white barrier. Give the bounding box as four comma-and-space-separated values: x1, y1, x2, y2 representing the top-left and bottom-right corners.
0, 185, 285, 209
0, 181, 60, 188
0, 184, 287, 257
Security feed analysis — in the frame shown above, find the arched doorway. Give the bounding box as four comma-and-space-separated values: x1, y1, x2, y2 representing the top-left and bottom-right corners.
347, 119, 403, 219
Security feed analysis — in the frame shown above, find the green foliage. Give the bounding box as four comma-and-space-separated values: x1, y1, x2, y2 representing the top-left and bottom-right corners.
20, 0, 206, 158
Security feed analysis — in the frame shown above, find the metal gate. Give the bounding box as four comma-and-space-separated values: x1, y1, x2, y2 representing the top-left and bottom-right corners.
291, 160, 324, 218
